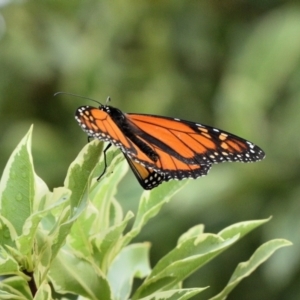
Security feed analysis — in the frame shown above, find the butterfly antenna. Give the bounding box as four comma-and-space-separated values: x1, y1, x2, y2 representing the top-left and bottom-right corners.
54, 92, 102, 106
106, 96, 111, 104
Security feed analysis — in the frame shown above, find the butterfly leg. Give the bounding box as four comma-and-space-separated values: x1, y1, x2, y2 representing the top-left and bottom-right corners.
97, 143, 112, 181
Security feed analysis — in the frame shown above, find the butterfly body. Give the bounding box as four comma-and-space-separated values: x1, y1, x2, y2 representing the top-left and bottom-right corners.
75, 104, 265, 189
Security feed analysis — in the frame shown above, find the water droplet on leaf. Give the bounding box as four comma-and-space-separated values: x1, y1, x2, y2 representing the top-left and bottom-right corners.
16, 193, 22, 201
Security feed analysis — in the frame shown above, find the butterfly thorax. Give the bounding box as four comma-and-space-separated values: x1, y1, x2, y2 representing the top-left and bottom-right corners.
101, 105, 125, 122
104, 105, 159, 162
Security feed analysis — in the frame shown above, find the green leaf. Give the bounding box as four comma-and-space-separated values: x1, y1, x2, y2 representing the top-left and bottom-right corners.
0, 276, 31, 300
110, 196, 125, 226
133, 234, 239, 299
62, 145, 127, 263
209, 239, 292, 300
64, 139, 103, 211
0, 215, 18, 249
34, 229, 53, 287
124, 180, 188, 246
0, 289, 27, 300
50, 140, 103, 259
91, 211, 134, 272
32, 174, 49, 213
151, 235, 238, 278
137, 288, 208, 300
89, 147, 127, 194
0, 246, 20, 276
178, 224, 205, 244
67, 147, 130, 270
218, 217, 272, 240
34, 282, 52, 300
107, 243, 151, 300
88, 149, 128, 230
37, 187, 72, 233
49, 249, 111, 300
0, 126, 35, 236
17, 187, 70, 258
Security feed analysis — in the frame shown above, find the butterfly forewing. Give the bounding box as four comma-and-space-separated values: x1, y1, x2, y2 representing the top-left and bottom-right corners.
76, 106, 137, 155
127, 113, 265, 164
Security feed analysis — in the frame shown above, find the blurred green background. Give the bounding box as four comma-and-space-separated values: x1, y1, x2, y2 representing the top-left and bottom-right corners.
1, 1, 300, 299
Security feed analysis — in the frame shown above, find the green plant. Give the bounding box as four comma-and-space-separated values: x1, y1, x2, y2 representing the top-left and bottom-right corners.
0, 127, 291, 300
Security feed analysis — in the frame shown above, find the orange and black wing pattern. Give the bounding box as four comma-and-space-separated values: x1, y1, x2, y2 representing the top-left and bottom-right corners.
75, 105, 265, 190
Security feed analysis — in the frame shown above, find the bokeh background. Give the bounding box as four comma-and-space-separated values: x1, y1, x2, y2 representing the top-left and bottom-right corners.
1, 1, 300, 299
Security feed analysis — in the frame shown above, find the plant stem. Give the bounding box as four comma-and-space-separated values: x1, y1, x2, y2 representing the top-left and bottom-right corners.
24, 270, 37, 297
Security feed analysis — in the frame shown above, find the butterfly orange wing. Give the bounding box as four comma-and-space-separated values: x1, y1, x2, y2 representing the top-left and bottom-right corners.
76, 106, 265, 189
125, 113, 265, 168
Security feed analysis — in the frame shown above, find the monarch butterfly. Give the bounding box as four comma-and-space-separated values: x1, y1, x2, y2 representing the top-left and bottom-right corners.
75, 99, 265, 190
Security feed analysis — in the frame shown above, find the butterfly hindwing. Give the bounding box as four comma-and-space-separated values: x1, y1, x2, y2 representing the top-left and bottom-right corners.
123, 154, 164, 190
124, 154, 212, 189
